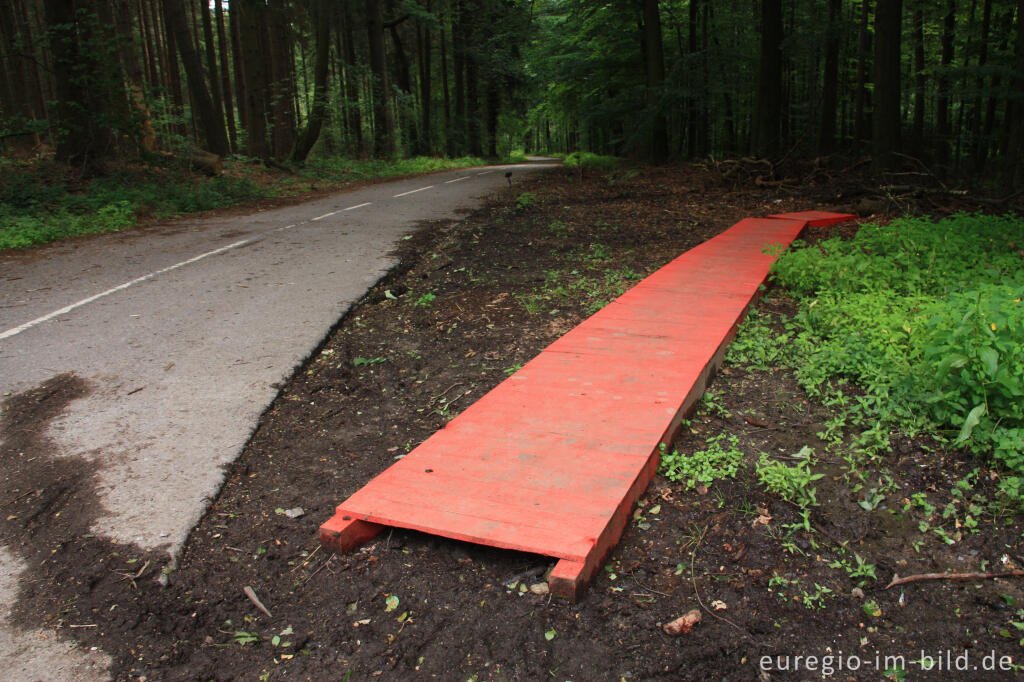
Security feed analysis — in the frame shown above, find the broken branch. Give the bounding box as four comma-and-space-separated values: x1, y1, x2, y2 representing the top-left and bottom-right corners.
886, 570, 1024, 589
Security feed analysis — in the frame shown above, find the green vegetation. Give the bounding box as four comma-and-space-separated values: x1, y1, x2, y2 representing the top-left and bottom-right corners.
0, 156, 486, 251
659, 433, 745, 490
755, 447, 823, 508
562, 152, 621, 170
741, 214, 1024, 502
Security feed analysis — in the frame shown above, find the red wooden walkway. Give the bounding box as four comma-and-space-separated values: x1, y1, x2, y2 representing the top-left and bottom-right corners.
320, 210, 854, 599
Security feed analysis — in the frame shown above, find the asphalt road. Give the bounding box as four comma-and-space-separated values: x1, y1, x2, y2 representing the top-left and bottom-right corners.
0, 160, 556, 678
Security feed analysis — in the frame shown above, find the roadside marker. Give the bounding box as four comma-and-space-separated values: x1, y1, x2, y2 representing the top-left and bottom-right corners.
393, 186, 434, 198
0, 239, 253, 341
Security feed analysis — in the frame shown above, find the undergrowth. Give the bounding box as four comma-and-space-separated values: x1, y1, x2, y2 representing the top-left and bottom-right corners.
738, 213, 1024, 502
0, 155, 486, 250
563, 152, 620, 170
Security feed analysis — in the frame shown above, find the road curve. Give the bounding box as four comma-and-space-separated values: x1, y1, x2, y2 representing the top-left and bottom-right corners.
0, 161, 556, 557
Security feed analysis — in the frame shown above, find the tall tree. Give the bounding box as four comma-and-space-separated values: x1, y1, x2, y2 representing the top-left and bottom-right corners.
366, 0, 393, 157
43, 0, 123, 170
818, 0, 842, 154
872, 0, 903, 171
163, 0, 230, 155
291, 0, 330, 162
754, 0, 784, 159
642, 0, 668, 163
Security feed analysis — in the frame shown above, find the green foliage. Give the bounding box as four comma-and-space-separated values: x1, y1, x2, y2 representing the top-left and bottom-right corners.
756, 447, 823, 508
300, 156, 486, 183
563, 152, 620, 170
659, 433, 745, 490
514, 192, 537, 210
0, 156, 487, 251
761, 214, 1024, 499
411, 292, 437, 307
725, 309, 792, 370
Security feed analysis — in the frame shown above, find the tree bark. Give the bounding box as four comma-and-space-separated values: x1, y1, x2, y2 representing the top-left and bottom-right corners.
201, 0, 225, 150
388, 19, 418, 154
872, 0, 903, 172
452, 0, 467, 155
642, 0, 668, 163
342, 1, 364, 155
854, 0, 872, 144
291, 0, 330, 163
163, 0, 230, 155
266, 0, 296, 159
818, 0, 841, 154
237, 0, 269, 158
366, 0, 393, 157
911, 8, 925, 157
936, 0, 956, 164
417, 11, 433, 156
1004, 0, 1024, 189
754, 0, 783, 160
462, 0, 481, 157
214, 0, 237, 152
43, 0, 120, 170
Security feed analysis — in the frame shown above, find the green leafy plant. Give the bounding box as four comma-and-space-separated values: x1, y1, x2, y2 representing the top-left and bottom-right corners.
412, 292, 437, 307
514, 192, 537, 210
659, 433, 745, 490
756, 446, 823, 508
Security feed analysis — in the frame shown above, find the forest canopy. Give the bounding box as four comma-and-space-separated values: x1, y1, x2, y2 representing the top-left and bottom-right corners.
1, 0, 1022, 187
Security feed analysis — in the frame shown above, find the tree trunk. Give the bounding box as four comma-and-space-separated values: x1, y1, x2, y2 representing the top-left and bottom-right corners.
452, 0, 466, 155
417, 13, 433, 156
642, 0, 668, 163
911, 8, 925, 157
342, 2, 364, 155
971, 0, 992, 171
1004, 0, 1024, 189
237, 0, 269, 158
441, 14, 452, 155
388, 20, 417, 154
230, 0, 248, 134
43, 0, 120, 171
854, 0, 872, 144
267, 0, 296, 159
818, 0, 841, 154
462, 0, 481, 157
163, 0, 229, 155
872, 0, 903, 172
936, 0, 955, 164
291, 0, 330, 163
201, 0, 226, 150
754, 0, 783, 160
366, 0, 393, 157
214, 0, 236, 152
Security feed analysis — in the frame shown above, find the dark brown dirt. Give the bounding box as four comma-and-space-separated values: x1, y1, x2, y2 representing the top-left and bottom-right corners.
3, 164, 1023, 681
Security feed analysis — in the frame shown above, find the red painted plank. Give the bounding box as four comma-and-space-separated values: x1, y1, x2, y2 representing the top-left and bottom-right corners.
767, 210, 857, 226
319, 210, 854, 600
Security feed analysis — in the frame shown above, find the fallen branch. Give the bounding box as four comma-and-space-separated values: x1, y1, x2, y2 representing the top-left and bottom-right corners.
243, 585, 273, 618
886, 570, 1024, 590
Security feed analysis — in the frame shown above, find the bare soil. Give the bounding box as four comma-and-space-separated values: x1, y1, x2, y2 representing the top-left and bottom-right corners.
3, 164, 1023, 681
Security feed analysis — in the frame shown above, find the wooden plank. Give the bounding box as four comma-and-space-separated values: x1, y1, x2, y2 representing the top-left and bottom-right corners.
319, 211, 855, 600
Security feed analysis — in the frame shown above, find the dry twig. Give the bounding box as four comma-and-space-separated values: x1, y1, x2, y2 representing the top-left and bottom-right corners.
243, 585, 273, 618
886, 570, 1024, 589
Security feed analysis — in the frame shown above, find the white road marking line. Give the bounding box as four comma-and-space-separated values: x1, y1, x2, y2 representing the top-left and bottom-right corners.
476, 171, 493, 176
444, 176, 470, 184
393, 185, 434, 198
311, 210, 339, 221
344, 202, 372, 210
0, 238, 252, 341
